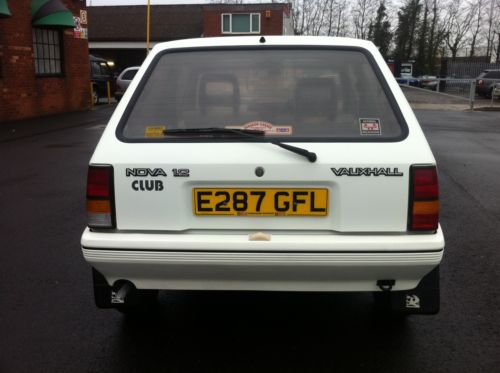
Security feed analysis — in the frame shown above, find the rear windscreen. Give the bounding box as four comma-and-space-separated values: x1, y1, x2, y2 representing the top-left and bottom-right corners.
119, 49, 406, 141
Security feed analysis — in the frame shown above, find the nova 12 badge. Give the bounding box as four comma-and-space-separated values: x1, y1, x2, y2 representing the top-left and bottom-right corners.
126, 168, 166, 191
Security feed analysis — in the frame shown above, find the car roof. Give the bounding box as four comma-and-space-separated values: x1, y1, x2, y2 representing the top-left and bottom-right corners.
89, 55, 108, 63
151, 36, 377, 54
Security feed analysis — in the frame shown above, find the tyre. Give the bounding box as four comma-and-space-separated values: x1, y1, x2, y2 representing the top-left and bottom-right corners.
115, 289, 159, 316
92, 86, 99, 105
373, 291, 408, 318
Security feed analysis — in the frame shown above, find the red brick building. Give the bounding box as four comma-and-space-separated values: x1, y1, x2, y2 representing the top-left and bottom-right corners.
0, 0, 90, 122
88, 3, 293, 72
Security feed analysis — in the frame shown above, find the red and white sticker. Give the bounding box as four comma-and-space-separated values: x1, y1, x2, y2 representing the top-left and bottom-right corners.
359, 118, 382, 135
226, 121, 292, 136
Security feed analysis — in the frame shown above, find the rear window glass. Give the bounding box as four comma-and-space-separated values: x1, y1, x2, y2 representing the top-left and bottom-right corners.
485, 71, 500, 79
120, 49, 405, 141
121, 69, 138, 81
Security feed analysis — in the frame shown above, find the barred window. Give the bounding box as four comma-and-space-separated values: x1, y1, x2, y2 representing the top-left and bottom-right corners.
32, 28, 63, 76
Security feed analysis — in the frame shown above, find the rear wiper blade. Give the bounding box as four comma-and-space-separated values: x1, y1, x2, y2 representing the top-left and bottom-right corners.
163, 127, 266, 136
163, 127, 317, 163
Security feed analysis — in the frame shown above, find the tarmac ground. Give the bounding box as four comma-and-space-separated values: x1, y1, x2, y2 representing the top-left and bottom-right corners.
1, 99, 499, 372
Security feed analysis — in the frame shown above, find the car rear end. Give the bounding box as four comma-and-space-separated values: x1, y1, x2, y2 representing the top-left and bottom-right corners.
476, 70, 500, 97
81, 36, 444, 315
419, 76, 438, 90
114, 67, 139, 102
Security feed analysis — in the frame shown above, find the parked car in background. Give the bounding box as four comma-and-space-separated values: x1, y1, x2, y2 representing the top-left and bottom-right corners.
90, 55, 116, 104
476, 69, 500, 98
115, 67, 140, 102
396, 76, 419, 87
492, 82, 500, 98
418, 76, 438, 91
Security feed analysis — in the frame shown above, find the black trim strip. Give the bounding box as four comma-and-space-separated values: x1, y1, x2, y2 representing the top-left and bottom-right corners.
115, 45, 410, 144
82, 247, 444, 254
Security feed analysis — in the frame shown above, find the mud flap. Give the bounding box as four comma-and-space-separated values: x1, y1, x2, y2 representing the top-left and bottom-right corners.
92, 268, 113, 308
375, 266, 440, 315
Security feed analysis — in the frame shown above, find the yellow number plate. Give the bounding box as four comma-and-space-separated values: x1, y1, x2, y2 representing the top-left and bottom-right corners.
193, 188, 328, 216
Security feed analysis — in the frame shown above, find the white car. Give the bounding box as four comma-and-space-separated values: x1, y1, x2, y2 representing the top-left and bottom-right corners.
114, 66, 140, 102
81, 36, 444, 315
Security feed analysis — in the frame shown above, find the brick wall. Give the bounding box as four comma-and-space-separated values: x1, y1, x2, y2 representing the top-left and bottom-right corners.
0, 0, 90, 122
203, 6, 284, 37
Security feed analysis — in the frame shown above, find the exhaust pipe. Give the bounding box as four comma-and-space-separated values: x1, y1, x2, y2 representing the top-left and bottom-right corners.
111, 281, 136, 304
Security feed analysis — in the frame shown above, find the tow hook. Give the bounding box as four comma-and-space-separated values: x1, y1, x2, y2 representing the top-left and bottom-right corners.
111, 282, 134, 304
377, 279, 396, 292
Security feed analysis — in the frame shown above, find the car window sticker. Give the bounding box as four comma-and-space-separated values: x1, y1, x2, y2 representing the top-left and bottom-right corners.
359, 118, 382, 135
144, 126, 166, 138
226, 121, 293, 136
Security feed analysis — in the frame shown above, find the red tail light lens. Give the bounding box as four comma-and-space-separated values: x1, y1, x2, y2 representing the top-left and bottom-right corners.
409, 165, 439, 231
87, 165, 115, 228
87, 167, 111, 198
478, 79, 484, 85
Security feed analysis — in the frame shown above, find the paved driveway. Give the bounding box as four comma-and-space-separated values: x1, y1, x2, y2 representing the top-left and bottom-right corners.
0, 108, 499, 372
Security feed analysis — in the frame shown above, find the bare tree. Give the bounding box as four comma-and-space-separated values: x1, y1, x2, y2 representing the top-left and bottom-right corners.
443, 0, 476, 59
291, 0, 350, 36
494, 0, 500, 62
484, 0, 500, 60
496, 31, 500, 63
352, 0, 378, 39
484, 0, 496, 58
308, 1, 328, 35
424, 0, 448, 73
468, 0, 483, 58
291, 0, 321, 35
323, 0, 350, 36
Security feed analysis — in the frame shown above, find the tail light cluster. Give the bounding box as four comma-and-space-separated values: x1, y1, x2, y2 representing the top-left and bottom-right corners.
408, 165, 439, 231
87, 165, 115, 229
477, 79, 484, 86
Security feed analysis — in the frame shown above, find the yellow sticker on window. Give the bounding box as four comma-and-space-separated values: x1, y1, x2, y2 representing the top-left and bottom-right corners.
144, 126, 166, 138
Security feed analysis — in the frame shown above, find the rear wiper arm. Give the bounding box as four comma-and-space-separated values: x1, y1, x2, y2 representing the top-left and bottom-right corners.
163, 127, 317, 163
270, 141, 317, 163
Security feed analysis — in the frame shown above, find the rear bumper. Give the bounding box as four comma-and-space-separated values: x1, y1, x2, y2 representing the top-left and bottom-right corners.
81, 227, 444, 292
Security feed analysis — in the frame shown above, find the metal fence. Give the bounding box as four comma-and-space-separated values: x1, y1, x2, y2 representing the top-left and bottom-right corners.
399, 77, 499, 110
445, 60, 500, 80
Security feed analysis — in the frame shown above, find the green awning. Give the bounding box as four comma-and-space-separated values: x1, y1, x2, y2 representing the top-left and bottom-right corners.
31, 0, 75, 28
0, 0, 11, 17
